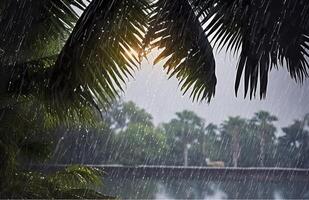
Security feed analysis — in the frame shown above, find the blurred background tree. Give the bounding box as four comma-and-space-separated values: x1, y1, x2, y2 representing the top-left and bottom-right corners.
251, 111, 278, 167
163, 111, 205, 166
220, 117, 247, 167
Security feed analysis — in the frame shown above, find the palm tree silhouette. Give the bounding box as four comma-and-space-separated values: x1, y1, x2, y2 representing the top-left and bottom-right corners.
1, 0, 308, 114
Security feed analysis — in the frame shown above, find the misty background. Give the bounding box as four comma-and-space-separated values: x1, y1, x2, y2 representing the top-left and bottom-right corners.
123, 51, 309, 134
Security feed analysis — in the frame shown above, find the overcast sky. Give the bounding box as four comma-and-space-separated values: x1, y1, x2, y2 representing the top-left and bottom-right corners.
123, 51, 309, 133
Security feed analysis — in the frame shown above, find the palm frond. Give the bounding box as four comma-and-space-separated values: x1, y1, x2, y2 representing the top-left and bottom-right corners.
47, 165, 110, 199
48, 165, 104, 189
1, 56, 55, 97
0, 0, 88, 65
1, 166, 111, 199
48, 0, 150, 111
201, 0, 309, 98
57, 188, 115, 199
0, 1, 96, 124
144, 0, 216, 102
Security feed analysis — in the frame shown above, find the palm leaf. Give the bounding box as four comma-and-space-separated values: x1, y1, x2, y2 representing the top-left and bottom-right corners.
58, 188, 116, 199
48, 0, 150, 110
201, 0, 309, 98
1, 166, 111, 199
0, 1, 97, 123
48, 165, 111, 199
0, 0, 88, 65
48, 165, 104, 189
144, 0, 216, 102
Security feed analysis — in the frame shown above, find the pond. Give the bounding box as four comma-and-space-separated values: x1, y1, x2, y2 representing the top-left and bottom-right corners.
97, 166, 309, 199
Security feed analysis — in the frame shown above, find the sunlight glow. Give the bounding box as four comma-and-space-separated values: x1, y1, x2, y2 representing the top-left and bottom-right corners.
120, 43, 140, 64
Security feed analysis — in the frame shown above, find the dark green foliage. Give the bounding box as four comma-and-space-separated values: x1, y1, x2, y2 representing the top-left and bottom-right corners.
49, 101, 309, 168
163, 110, 205, 166
220, 116, 248, 167
251, 111, 278, 167
1, 165, 111, 199
115, 124, 167, 165
0, 0, 88, 65
278, 120, 309, 168
238, 124, 260, 167
0, 99, 111, 198
51, 101, 167, 165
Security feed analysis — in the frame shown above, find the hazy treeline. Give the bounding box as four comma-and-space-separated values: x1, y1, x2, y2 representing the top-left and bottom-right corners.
49, 100, 309, 168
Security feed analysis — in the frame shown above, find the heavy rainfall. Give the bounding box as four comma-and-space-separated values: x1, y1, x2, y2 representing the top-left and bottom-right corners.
0, 0, 309, 199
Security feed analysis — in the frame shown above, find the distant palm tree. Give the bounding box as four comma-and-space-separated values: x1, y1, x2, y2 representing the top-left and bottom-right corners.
202, 123, 218, 158
251, 111, 277, 167
281, 115, 309, 168
164, 110, 204, 166
221, 117, 247, 167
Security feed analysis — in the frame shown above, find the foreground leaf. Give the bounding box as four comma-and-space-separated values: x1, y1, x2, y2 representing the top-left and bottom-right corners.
145, 0, 217, 102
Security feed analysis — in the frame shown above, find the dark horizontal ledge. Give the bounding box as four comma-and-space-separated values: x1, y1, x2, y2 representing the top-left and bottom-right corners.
29, 164, 309, 182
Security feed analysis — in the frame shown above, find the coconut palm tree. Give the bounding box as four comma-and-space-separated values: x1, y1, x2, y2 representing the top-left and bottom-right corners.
251, 111, 277, 167
221, 117, 247, 167
202, 123, 218, 160
163, 110, 204, 166
279, 115, 309, 168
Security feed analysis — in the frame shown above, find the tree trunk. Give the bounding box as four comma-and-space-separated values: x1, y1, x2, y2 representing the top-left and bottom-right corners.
232, 144, 240, 167
260, 132, 265, 167
232, 132, 240, 167
184, 144, 188, 167
201, 134, 206, 166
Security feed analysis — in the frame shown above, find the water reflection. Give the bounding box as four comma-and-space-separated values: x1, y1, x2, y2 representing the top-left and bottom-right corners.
204, 184, 227, 199
99, 176, 309, 199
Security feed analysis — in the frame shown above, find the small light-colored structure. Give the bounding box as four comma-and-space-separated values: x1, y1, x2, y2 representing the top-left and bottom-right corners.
205, 158, 225, 167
